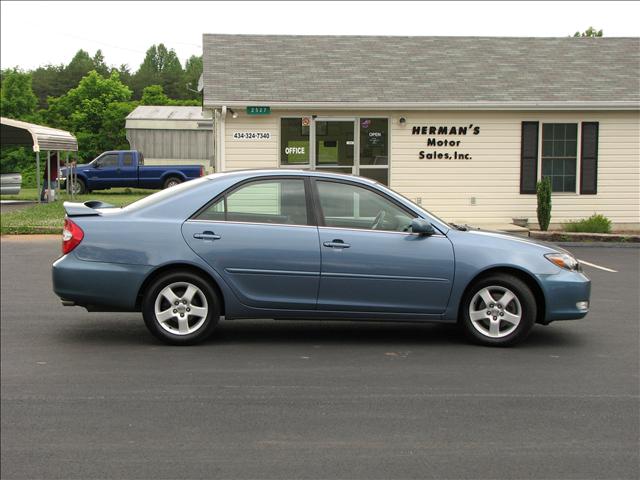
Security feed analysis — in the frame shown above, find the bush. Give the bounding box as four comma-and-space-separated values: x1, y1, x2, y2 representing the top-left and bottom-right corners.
536, 177, 552, 231
563, 214, 612, 233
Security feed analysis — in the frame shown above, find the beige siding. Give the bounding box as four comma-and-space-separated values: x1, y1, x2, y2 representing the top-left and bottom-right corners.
222, 110, 640, 227
390, 111, 639, 227
224, 116, 280, 170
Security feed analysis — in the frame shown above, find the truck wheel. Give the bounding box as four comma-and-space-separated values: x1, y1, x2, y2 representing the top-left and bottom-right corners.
72, 178, 87, 195
163, 177, 182, 189
142, 270, 220, 345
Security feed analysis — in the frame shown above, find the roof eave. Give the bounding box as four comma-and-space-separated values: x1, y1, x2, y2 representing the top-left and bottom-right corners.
202, 100, 640, 111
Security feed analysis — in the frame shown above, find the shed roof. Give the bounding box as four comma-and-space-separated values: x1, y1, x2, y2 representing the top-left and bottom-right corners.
126, 106, 210, 121
1, 117, 78, 151
202, 35, 640, 110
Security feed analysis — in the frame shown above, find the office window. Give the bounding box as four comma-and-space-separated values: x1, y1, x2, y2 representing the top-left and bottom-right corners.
281, 118, 310, 165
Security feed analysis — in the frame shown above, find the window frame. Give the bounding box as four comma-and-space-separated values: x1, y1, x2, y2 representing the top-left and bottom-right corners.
309, 177, 418, 232
190, 175, 317, 228
279, 117, 312, 168
278, 116, 391, 185
537, 121, 582, 195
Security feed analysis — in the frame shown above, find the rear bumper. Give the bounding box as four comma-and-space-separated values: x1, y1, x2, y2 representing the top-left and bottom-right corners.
52, 254, 152, 311
538, 270, 591, 323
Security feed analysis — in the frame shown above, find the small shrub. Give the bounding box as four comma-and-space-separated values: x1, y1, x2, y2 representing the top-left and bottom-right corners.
563, 214, 612, 233
536, 177, 552, 231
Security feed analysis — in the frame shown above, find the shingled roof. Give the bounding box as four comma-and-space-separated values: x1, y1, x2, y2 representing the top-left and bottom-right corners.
202, 34, 640, 110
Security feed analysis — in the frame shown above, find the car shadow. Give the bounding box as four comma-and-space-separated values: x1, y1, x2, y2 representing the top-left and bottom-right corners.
57, 317, 585, 349
210, 320, 468, 346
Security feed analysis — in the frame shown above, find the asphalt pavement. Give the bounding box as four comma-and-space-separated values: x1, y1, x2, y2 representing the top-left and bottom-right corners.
1, 236, 638, 480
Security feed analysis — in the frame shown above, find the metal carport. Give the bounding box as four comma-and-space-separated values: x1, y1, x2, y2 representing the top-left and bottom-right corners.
1, 117, 78, 202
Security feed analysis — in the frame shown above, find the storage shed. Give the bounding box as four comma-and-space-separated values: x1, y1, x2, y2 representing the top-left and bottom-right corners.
125, 106, 214, 170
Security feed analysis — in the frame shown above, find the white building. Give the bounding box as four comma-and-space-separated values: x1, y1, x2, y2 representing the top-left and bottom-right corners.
201, 35, 640, 229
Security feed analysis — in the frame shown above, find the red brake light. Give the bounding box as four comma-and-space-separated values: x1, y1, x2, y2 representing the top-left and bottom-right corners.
62, 218, 84, 254
200, 166, 204, 177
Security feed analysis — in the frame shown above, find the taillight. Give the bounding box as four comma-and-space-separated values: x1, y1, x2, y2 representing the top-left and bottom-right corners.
62, 218, 84, 254
199, 166, 204, 177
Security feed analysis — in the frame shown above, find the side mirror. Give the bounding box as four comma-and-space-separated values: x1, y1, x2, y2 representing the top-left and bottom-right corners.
411, 218, 436, 236
93, 162, 101, 169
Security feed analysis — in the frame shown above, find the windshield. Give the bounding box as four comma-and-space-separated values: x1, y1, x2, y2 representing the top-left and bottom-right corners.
123, 177, 210, 212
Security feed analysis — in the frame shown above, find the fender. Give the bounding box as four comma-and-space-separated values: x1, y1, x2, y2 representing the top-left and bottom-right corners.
160, 170, 188, 183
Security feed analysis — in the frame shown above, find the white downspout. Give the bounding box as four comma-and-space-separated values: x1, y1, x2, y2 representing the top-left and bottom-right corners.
220, 106, 227, 172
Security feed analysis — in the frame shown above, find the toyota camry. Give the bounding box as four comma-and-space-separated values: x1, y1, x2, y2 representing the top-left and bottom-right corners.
52, 170, 591, 346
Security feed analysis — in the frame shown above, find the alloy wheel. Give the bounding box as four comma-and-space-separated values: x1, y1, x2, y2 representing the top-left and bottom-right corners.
468, 286, 522, 339
153, 281, 208, 335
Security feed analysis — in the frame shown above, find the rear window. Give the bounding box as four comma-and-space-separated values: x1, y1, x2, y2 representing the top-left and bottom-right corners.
123, 177, 210, 212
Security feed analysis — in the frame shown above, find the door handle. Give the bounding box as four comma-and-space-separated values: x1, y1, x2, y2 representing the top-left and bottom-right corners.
323, 239, 350, 249
193, 231, 221, 241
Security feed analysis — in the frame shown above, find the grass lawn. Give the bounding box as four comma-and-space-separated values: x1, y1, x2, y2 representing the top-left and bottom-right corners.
0, 188, 157, 234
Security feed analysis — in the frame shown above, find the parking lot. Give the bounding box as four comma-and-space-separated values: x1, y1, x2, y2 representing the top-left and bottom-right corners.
1, 236, 638, 479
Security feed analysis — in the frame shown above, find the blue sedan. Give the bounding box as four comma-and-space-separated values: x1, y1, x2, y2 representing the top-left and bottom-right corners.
52, 170, 591, 346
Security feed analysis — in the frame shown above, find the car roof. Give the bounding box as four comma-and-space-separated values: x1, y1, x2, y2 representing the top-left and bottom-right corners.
204, 169, 380, 185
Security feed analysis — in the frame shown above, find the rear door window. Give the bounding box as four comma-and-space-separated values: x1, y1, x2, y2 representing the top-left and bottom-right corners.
196, 179, 309, 226
122, 152, 134, 167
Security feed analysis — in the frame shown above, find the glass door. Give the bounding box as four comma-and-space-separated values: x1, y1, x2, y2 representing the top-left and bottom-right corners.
313, 119, 356, 175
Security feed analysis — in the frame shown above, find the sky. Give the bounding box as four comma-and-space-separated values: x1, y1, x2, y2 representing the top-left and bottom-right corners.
1, 0, 639, 70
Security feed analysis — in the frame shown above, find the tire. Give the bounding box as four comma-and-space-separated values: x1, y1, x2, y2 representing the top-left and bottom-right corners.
460, 274, 536, 347
72, 178, 87, 195
142, 271, 220, 345
163, 176, 182, 189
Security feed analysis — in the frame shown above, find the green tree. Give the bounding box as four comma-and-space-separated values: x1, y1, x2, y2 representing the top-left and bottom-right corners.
92, 50, 110, 77
113, 64, 133, 90
31, 64, 66, 108
0, 69, 38, 121
573, 27, 603, 37
0, 69, 40, 185
63, 50, 96, 90
140, 84, 171, 105
184, 55, 203, 99
132, 44, 185, 99
46, 70, 134, 159
99, 100, 138, 150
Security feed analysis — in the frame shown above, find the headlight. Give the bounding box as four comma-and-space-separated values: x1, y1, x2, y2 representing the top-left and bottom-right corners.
545, 253, 581, 271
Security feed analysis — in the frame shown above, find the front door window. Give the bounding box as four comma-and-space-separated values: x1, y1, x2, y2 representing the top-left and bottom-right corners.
315, 120, 354, 174
316, 180, 413, 232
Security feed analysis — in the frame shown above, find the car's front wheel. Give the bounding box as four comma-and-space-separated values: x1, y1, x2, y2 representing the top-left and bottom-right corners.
461, 274, 536, 347
142, 271, 220, 345
71, 178, 87, 195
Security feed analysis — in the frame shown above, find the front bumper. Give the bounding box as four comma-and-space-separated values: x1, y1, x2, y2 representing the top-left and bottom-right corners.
52, 253, 152, 311
538, 269, 591, 323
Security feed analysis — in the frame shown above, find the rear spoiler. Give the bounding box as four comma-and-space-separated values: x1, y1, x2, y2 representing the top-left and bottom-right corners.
63, 201, 116, 217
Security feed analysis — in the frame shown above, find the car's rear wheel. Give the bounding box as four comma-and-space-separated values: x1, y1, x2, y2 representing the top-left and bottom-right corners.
142, 271, 220, 345
461, 274, 536, 347
163, 176, 182, 189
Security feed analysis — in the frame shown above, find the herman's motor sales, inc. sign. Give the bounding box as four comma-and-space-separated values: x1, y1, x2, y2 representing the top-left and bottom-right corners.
412, 124, 481, 160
